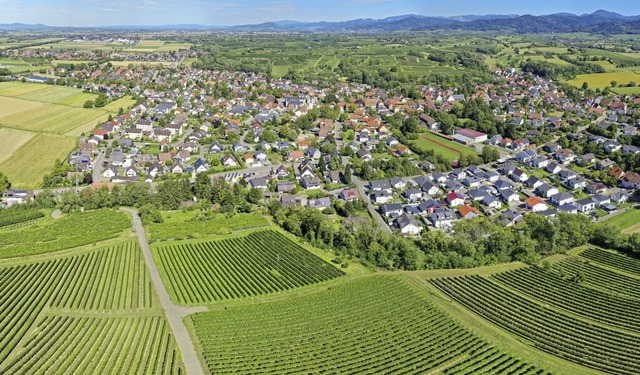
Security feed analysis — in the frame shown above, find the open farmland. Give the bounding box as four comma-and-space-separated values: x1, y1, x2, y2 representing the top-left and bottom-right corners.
579, 247, 640, 276
0, 209, 130, 258
0, 96, 44, 117
0, 128, 36, 164
153, 230, 344, 304
0, 133, 77, 189
0, 104, 109, 134
191, 275, 550, 375
567, 71, 640, 89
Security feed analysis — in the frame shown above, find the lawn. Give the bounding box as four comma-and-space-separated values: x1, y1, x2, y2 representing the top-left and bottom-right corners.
567, 71, 640, 89
602, 207, 640, 232
411, 131, 478, 161
0, 133, 77, 188
0, 128, 36, 164
146, 210, 270, 242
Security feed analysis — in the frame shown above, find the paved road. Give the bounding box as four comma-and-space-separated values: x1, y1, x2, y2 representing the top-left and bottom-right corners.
351, 175, 392, 233
124, 208, 207, 375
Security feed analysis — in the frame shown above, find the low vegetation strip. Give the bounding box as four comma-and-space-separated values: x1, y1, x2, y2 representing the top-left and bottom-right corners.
0, 209, 130, 258
580, 247, 640, 276
191, 276, 549, 375
154, 230, 345, 304
492, 266, 640, 332
0, 316, 183, 375
430, 275, 640, 375
554, 257, 640, 300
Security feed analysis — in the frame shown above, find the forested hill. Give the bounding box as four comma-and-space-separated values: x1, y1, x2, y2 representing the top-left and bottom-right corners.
3, 10, 640, 33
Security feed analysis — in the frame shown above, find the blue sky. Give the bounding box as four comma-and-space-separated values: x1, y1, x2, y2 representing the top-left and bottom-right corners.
1, 0, 640, 27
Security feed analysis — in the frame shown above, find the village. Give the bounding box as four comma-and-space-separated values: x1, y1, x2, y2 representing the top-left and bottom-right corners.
3, 56, 640, 236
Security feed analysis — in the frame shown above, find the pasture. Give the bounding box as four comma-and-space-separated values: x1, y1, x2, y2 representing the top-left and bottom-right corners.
153, 230, 344, 304
191, 275, 550, 374
411, 131, 478, 161
602, 207, 640, 232
0, 133, 77, 189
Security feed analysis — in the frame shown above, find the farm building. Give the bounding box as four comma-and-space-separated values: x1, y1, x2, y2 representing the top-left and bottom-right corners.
453, 128, 488, 144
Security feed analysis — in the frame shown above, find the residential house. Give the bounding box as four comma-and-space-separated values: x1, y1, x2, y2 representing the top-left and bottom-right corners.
300, 176, 322, 190
550, 192, 575, 206
221, 154, 238, 167
390, 177, 407, 190
307, 197, 331, 210
381, 203, 403, 217
621, 172, 640, 189
576, 197, 596, 213
286, 150, 305, 162
340, 188, 359, 202
545, 162, 562, 174
429, 210, 457, 229
458, 205, 479, 220
577, 153, 596, 166
276, 182, 295, 193
209, 141, 223, 154
500, 189, 520, 203
595, 158, 615, 170
194, 158, 209, 173
405, 188, 423, 201
395, 213, 422, 236
511, 168, 528, 183
566, 176, 587, 190
525, 196, 548, 212
102, 166, 117, 179
371, 191, 393, 204
611, 192, 628, 204
525, 176, 543, 190
370, 179, 392, 193
446, 192, 465, 207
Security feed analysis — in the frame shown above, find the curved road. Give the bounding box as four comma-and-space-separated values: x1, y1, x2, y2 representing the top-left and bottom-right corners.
123, 208, 207, 375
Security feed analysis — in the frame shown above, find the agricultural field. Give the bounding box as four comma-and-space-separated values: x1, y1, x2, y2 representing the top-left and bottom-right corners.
102, 96, 137, 112
567, 71, 640, 89
579, 247, 640, 276
146, 211, 270, 242
0, 133, 77, 189
0, 209, 130, 258
190, 275, 550, 375
0, 127, 36, 164
0, 81, 51, 97
411, 131, 478, 161
153, 230, 345, 304
0, 239, 184, 374
430, 272, 640, 375
0, 102, 109, 134
554, 256, 640, 299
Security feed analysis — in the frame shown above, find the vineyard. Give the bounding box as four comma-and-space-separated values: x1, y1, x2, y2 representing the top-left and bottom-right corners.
0, 209, 130, 258
579, 247, 640, 276
554, 257, 640, 299
0, 316, 182, 375
154, 230, 345, 304
0, 209, 44, 228
191, 276, 549, 375
430, 275, 640, 375
492, 266, 640, 332
0, 241, 184, 373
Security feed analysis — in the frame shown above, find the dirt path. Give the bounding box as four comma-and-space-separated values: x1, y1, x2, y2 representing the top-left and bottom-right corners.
51, 209, 63, 219
123, 208, 207, 375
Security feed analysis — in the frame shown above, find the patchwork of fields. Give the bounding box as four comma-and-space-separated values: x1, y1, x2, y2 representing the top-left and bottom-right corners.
0, 82, 127, 188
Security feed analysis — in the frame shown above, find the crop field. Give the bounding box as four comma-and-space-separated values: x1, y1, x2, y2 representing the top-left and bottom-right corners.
430, 275, 640, 375
153, 230, 345, 304
492, 266, 640, 332
0, 209, 130, 258
0, 239, 184, 373
411, 132, 478, 161
146, 211, 270, 241
0, 127, 36, 164
579, 247, 640, 276
102, 96, 137, 112
554, 257, 640, 300
0, 104, 109, 134
0, 82, 51, 97
0, 133, 77, 189
15, 85, 84, 103
567, 71, 640, 89
0, 96, 45, 117
191, 276, 549, 374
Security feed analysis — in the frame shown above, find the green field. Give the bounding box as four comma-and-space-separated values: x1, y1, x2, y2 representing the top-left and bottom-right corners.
0, 103, 109, 135
190, 275, 550, 374
0, 209, 130, 258
146, 211, 270, 241
0, 133, 78, 189
0, 127, 36, 164
153, 230, 345, 304
601, 207, 640, 232
579, 247, 640, 276
568, 71, 640, 89
411, 131, 478, 161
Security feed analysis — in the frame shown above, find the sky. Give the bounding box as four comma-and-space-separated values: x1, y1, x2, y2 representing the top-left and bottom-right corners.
1, 0, 640, 27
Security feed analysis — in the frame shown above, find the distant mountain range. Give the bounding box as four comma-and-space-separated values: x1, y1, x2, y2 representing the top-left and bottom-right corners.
2, 10, 640, 33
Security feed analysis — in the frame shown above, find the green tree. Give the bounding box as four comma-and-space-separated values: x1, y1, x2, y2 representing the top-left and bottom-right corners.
0, 171, 10, 191
83, 100, 94, 108
194, 173, 212, 203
